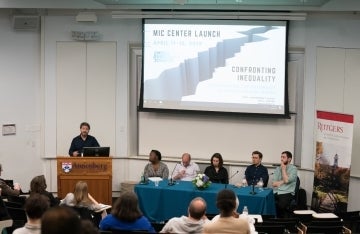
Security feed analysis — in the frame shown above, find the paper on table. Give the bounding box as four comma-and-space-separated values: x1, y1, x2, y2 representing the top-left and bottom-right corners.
148, 177, 163, 182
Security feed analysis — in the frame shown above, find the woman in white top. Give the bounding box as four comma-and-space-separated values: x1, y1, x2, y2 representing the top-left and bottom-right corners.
60, 181, 101, 211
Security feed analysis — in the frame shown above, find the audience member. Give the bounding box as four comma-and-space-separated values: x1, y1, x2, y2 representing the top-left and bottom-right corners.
211, 197, 256, 234
0, 163, 21, 196
13, 194, 49, 234
204, 153, 229, 184
143, 150, 169, 179
99, 191, 155, 233
69, 122, 99, 157
272, 151, 298, 218
172, 153, 200, 181
244, 151, 269, 187
41, 206, 81, 234
160, 197, 209, 233
203, 189, 250, 234
30, 175, 60, 207
60, 181, 102, 211
81, 220, 100, 234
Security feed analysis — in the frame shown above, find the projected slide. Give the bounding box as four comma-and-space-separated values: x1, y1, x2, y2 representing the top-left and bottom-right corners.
141, 19, 288, 116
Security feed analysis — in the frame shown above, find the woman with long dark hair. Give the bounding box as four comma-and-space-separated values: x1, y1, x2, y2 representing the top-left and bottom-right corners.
204, 153, 229, 184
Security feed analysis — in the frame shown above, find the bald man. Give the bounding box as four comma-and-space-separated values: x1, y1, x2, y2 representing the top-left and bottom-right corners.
160, 197, 209, 233
172, 153, 200, 181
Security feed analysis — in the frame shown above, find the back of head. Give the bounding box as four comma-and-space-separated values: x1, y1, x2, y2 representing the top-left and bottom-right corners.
216, 189, 236, 217
81, 220, 100, 234
30, 175, 47, 194
25, 194, 50, 220
74, 181, 90, 205
188, 197, 207, 220
41, 206, 81, 234
111, 191, 142, 222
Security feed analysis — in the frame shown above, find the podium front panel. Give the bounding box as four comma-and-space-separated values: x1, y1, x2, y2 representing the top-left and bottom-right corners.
57, 157, 112, 205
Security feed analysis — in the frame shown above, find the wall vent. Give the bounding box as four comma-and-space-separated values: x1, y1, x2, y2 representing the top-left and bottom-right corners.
12, 15, 40, 31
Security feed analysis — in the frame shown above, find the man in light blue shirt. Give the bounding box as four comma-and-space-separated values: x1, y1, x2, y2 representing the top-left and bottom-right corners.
272, 151, 298, 218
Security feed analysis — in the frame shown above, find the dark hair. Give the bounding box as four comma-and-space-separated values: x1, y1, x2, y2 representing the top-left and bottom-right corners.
111, 191, 142, 222
151, 149, 162, 161
282, 151, 293, 159
80, 122, 90, 129
211, 153, 223, 167
81, 220, 99, 234
216, 189, 236, 217
252, 150, 263, 159
25, 194, 49, 219
188, 197, 206, 220
30, 175, 47, 194
41, 206, 81, 234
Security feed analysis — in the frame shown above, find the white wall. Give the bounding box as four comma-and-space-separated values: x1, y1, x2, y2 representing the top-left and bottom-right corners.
0, 12, 43, 190
0, 10, 360, 210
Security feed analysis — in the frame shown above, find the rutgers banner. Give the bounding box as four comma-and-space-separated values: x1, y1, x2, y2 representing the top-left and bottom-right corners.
311, 110, 354, 213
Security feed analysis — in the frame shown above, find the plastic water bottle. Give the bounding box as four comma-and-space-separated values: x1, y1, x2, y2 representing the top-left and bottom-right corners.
257, 177, 264, 192
242, 206, 248, 215
140, 173, 145, 183
242, 176, 247, 187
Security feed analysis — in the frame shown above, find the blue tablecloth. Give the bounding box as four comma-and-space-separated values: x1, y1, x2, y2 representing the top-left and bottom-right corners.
134, 180, 276, 222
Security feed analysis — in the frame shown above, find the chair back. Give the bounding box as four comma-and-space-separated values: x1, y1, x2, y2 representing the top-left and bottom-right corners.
7, 195, 26, 206
3, 201, 23, 208
263, 218, 299, 233
70, 206, 102, 227
305, 225, 344, 234
336, 211, 360, 233
151, 222, 166, 232
5, 206, 27, 233
110, 229, 149, 234
255, 224, 286, 234
0, 198, 11, 220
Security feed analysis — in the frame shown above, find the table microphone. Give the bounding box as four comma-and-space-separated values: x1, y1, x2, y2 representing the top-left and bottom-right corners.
168, 163, 179, 186
249, 184, 257, 195
225, 170, 239, 189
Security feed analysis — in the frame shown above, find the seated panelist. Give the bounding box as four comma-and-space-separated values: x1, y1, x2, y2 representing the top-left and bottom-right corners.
172, 153, 200, 181
68, 122, 99, 157
143, 150, 169, 179
245, 150, 269, 187
204, 153, 229, 184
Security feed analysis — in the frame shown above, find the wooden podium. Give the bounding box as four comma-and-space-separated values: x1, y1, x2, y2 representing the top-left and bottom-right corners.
57, 156, 112, 205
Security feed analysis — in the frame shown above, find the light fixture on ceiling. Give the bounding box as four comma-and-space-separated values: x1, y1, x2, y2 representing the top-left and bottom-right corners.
174, 0, 187, 5
76, 12, 98, 23
111, 10, 307, 20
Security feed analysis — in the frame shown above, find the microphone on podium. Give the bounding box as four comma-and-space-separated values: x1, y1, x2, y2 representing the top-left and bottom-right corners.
168, 163, 180, 186
225, 170, 239, 189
